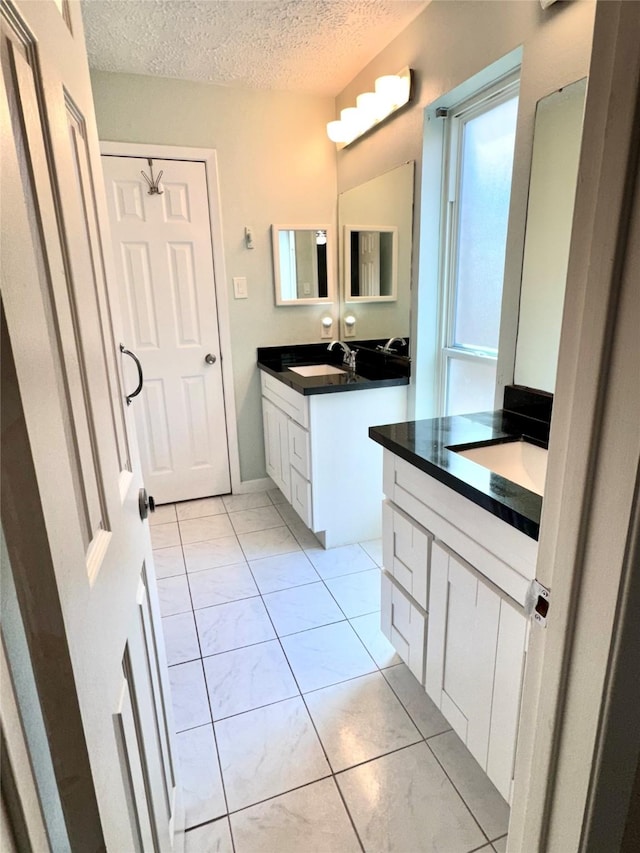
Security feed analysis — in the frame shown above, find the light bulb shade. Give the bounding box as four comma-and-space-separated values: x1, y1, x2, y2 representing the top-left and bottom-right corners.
356, 92, 382, 122
375, 74, 409, 110
326, 120, 347, 143
340, 106, 364, 141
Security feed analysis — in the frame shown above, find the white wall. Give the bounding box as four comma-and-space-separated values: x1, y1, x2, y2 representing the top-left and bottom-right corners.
334, 0, 596, 412
90, 72, 337, 482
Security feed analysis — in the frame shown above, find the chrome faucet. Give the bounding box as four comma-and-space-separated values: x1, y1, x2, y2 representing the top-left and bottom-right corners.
327, 340, 357, 371
378, 336, 407, 354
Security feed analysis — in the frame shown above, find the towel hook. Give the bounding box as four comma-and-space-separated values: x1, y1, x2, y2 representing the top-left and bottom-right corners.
140, 158, 164, 195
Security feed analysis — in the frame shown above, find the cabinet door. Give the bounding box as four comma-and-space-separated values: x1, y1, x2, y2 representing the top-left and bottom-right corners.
487, 597, 528, 801
426, 543, 500, 767
262, 398, 290, 500
426, 541, 528, 802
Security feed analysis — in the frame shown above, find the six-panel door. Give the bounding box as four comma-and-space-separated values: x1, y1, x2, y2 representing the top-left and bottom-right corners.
102, 154, 232, 503
1, 2, 179, 847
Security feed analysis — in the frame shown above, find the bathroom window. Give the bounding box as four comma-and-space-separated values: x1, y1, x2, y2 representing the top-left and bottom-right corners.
439, 75, 519, 416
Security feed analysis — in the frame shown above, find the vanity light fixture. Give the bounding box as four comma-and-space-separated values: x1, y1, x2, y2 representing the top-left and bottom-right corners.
327, 67, 412, 149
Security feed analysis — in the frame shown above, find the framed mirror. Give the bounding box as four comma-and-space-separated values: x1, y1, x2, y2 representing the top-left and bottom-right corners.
514, 78, 587, 391
344, 225, 398, 301
272, 225, 335, 305
338, 162, 414, 343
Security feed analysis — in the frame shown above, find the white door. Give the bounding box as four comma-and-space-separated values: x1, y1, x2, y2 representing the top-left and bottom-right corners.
102, 154, 231, 504
359, 230, 381, 296
1, 2, 178, 849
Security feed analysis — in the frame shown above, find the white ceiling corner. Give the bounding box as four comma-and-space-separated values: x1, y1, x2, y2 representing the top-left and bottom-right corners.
81, 0, 429, 96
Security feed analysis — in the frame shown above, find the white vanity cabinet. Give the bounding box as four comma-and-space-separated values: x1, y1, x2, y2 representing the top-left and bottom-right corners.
260, 370, 407, 547
380, 449, 536, 803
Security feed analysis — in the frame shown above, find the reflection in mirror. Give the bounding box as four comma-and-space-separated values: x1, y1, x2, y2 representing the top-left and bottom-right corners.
345, 226, 398, 301
272, 225, 335, 305
338, 162, 414, 344
514, 78, 587, 391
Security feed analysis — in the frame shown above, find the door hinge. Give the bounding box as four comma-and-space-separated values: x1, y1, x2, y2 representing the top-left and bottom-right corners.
525, 579, 550, 627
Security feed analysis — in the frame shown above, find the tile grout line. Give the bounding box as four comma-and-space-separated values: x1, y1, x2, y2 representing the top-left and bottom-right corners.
423, 735, 494, 847
174, 654, 419, 728
177, 507, 234, 847
252, 565, 367, 853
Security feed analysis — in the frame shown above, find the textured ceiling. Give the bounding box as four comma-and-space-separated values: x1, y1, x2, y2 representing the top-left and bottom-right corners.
82, 0, 428, 96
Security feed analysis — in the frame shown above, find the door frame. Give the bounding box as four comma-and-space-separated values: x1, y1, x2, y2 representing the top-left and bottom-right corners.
100, 141, 242, 495
508, 1, 640, 848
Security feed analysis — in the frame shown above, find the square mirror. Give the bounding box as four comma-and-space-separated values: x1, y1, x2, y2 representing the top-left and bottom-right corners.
272, 225, 335, 305
344, 225, 398, 301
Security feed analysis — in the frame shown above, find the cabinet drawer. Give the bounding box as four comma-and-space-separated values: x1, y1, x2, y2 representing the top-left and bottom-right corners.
382, 501, 432, 610
290, 467, 312, 528
260, 371, 309, 427
381, 571, 427, 684
288, 420, 311, 480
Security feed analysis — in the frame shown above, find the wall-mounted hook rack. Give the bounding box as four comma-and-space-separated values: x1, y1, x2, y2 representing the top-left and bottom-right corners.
140, 158, 164, 195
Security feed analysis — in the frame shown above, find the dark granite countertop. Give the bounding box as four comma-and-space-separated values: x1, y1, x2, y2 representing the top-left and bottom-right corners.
257, 342, 410, 397
370, 410, 549, 540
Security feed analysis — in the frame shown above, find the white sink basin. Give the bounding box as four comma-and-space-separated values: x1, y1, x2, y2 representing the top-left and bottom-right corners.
452, 439, 548, 496
289, 364, 346, 377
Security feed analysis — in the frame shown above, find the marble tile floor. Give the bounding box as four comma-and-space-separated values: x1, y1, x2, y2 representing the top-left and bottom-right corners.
152, 490, 510, 853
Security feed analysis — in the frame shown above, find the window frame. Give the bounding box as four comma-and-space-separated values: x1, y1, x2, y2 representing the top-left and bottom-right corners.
437, 72, 520, 415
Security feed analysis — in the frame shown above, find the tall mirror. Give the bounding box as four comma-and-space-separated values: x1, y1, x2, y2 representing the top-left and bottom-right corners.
514, 78, 587, 391
272, 225, 335, 305
338, 162, 414, 343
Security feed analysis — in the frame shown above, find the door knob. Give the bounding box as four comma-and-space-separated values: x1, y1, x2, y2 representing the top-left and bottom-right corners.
139, 488, 156, 521
205, 353, 217, 365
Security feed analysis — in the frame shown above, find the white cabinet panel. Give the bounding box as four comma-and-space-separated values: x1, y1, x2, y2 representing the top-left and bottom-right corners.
262, 398, 290, 500
382, 500, 431, 609
381, 571, 427, 684
426, 540, 527, 802
427, 544, 499, 763
487, 598, 528, 801
290, 466, 312, 528
288, 419, 310, 480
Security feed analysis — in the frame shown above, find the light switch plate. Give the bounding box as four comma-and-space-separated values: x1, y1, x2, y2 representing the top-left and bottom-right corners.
233, 276, 248, 299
